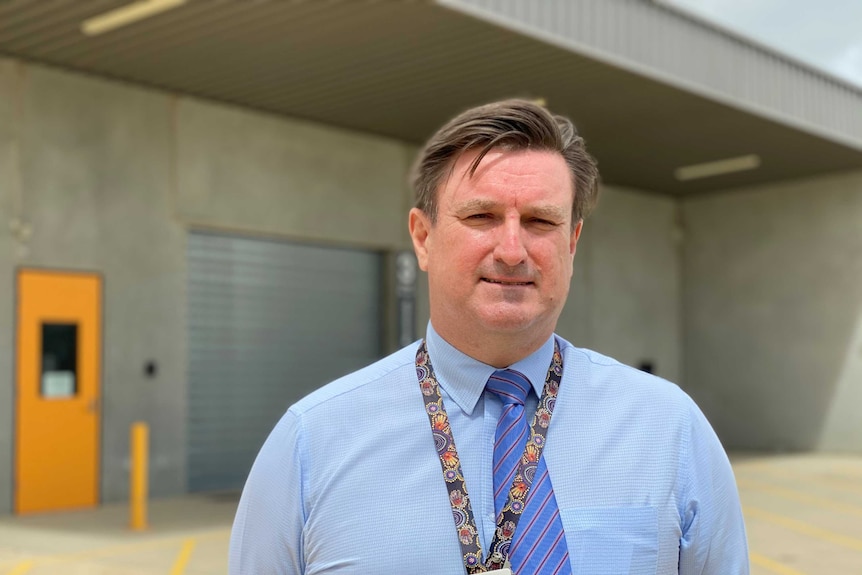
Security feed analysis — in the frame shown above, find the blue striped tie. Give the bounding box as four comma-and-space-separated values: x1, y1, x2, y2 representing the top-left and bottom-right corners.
487, 369, 571, 575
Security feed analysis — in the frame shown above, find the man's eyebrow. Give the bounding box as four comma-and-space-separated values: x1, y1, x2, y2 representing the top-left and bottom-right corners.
452, 198, 499, 213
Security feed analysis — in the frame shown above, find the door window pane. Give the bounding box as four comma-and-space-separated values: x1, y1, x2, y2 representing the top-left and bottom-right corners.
41, 323, 77, 399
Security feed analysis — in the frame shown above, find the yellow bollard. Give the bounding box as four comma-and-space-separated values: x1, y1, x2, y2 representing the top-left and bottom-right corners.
130, 421, 149, 531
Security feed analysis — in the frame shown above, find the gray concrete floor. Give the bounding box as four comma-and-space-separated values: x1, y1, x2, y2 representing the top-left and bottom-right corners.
0, 454, 859, 574
0, 493, 235, 574
732, 453, 862, 574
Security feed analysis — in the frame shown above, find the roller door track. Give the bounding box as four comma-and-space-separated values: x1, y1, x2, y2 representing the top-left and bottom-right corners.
187, 232, 383, 492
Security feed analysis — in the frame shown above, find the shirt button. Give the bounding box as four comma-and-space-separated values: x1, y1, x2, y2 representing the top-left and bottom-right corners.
489, 513, 496, 521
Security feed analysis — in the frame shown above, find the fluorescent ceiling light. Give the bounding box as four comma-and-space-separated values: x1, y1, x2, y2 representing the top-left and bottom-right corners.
81, 0, 187, 36
674, 154, 761, 181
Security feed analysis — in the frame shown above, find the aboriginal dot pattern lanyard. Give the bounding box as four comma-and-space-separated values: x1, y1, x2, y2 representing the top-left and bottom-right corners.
415, 340, 563, 574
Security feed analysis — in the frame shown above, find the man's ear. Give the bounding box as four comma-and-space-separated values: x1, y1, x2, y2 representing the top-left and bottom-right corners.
409, 208, 431, 271
570, 219, 583, 257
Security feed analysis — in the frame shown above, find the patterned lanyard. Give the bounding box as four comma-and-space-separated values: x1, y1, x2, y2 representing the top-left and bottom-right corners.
415, 340, 563, 573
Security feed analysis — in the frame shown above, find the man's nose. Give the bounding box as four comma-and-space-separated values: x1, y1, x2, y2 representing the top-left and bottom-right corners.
494, 220, 528, 266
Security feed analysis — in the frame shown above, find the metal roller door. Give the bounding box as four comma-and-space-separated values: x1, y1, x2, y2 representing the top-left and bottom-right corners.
187, 231, 383, 492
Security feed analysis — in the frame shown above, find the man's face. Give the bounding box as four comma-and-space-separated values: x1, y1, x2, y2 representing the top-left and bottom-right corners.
410, 148, 582, 354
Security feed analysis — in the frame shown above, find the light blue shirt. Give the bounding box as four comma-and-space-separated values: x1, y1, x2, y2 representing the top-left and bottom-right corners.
229, 324, 748, 574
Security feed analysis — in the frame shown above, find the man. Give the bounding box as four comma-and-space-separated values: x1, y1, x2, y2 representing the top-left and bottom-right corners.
229, 100, 748, 574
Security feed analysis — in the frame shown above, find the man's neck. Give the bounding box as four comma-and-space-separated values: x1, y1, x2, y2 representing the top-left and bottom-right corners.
430, 322, 552, 368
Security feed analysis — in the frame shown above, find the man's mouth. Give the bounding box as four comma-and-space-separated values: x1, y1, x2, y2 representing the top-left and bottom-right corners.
481, 278, 533, 286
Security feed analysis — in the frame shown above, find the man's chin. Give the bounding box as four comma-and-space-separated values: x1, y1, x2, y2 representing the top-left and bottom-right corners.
476, 311, 543, 334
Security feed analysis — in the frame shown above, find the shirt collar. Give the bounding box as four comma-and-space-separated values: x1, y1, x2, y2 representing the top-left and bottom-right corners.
424, 322, 556, 416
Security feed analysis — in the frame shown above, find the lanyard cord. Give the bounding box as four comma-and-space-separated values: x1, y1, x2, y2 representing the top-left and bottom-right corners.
415, 340, 564, 573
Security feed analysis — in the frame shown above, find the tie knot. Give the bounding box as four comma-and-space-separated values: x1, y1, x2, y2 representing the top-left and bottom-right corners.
486, 369, 530, 406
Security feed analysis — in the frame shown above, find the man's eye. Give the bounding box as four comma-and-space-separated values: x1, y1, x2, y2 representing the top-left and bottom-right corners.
466, 213, 492, 220
531, 218, 558, 227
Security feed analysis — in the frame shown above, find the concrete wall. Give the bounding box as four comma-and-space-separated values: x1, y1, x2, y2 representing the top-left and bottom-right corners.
683, 169, 862, 453
0, 59, 20, 514
3, 61, 185, 505
175, 98, 413, 249
558, 186, 682, 384
0, 58, 416, 510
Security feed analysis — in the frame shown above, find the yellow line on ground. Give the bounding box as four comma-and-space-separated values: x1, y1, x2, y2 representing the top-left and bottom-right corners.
3, 561, 34, 575
745, 506, 862, 552
737, 478, 862, 518
750, 552, 807, 575
170, 539, 197, 575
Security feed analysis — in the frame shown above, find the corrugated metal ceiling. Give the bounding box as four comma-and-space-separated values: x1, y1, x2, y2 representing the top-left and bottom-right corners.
2, 0, 862, 195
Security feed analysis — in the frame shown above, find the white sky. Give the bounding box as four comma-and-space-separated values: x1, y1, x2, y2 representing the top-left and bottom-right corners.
660, 0, 862, 88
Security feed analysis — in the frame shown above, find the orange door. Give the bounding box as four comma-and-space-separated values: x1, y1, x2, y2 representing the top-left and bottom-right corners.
15, 269, 101, 514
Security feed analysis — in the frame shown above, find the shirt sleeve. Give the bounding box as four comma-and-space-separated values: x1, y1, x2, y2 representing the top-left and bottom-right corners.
678, 398, 750, 574
229, 410, 306, 575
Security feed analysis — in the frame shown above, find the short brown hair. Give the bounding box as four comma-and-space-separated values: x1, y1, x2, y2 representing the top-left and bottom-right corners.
411, 99, 600, 226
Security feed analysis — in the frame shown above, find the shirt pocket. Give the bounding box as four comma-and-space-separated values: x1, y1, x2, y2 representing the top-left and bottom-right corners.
560, 506, 658, 575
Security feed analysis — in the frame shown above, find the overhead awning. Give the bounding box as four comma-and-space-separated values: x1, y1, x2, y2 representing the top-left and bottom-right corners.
2, 0, 862, 195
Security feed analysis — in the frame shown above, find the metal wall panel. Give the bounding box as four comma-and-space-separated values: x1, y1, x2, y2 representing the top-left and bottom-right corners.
443, 0, 862, 149
187, 232, 383, 492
